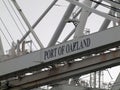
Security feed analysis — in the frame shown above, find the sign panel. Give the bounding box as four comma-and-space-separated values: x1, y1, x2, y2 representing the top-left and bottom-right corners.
44, 38, 91, 60
40, 26, 120, 62
0, 26, 120, 77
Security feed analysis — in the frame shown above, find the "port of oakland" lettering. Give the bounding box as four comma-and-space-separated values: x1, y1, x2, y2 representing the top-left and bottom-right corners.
44, 38, 91, 60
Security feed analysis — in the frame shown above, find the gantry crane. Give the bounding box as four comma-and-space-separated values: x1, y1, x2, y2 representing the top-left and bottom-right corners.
0, 0, 120, 90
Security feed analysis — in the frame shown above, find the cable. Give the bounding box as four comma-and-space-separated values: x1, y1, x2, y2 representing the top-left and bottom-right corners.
7, 0, 38, 50
0, 18, 14, 42
0, 27, 11, 47
3, 0, 38, 50
1, 0, 24, 37
8, 0, 38, 49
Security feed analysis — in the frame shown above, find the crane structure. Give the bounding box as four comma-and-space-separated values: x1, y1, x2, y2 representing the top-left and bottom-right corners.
0, 0, 120, 90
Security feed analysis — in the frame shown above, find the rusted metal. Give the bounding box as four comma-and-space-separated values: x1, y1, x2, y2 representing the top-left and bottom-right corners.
8, 49, 120, 90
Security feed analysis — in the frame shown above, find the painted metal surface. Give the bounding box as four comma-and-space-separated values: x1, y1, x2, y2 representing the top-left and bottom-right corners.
0, 26, 120, 78
40, 26, 120, 62
74, 0, 92, 38
0, 51, 41, 76
48, 3, 76, 47
51, 85, 106, 90
8, 49, 120, 90
67, 0, 120, 22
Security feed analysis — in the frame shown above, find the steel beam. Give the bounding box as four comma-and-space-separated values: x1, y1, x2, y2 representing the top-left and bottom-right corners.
12, 0, 44, 49
74, 0, 92, 38
48, 3, 76, 47
66, 0, 120, 22
62, 28, 75, 42
17, 0, 58, 47
62, 0, 102, 42
99, 9, 115, 31
1, 26, 120, 80
8, 50, 120, 90
102, 0, 120, 9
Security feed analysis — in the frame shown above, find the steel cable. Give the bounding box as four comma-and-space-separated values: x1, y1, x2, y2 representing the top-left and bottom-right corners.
1, 0, 24, 37
0, 18, 14, 42
0, 26, 11, 47
7, 0, 38, 50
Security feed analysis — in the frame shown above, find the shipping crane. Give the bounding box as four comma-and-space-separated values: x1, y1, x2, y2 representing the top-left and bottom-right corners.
0, 0, 120, 90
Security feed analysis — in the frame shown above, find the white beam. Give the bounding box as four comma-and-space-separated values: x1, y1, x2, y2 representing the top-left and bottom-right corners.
66, 0, 120, 22
48, 3, 76, 47
1, 26, 120, 80
102, 0, 120, 9
99, 9, 115, 31
12, 0, 44, 49
74, 0, 92, 38
18, 0, 58, 47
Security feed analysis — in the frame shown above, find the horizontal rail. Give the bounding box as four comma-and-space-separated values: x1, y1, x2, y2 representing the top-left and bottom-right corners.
8, 49, 120, 90
1, 26, 120, 81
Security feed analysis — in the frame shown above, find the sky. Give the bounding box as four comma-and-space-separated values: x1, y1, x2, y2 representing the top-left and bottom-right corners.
0, 0, 70, 50
0, 0, 120, 88
0, 0, 106, 51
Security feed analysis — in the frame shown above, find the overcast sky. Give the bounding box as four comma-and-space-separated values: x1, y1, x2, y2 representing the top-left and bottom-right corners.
0, 0, 106, 50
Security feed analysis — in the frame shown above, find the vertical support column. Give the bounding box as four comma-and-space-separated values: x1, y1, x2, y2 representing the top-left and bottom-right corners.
90, 73, 92, 88
0, 36, 4, 56
98, 71, 101, 88
116, 0, 120, 25
48, 2, 76, 47
94, 72, 96, 88
74, 0, 92, 38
